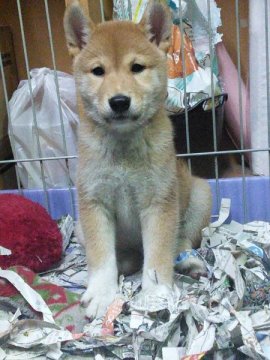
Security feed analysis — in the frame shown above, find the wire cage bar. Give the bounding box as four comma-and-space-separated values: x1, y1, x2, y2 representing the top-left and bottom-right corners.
16, 0, 50, 212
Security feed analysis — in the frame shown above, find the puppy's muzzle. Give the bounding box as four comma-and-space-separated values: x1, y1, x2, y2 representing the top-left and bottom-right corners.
109, 94, 131, 114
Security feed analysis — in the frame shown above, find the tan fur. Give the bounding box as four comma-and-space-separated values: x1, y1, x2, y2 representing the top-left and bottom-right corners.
64, 0, 212, 318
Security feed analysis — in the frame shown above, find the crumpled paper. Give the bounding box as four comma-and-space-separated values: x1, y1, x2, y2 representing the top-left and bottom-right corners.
0, 265, 84, 359
1, 201, 270, 359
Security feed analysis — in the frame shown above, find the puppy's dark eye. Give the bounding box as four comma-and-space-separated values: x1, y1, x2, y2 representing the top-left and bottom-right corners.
91, 67, 105, 76
131, 63, 146, 73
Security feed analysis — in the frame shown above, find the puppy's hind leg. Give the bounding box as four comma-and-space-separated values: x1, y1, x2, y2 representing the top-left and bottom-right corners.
175, 177, 212, 277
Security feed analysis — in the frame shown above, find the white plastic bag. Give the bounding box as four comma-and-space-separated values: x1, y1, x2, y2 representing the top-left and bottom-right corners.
9, 68, 79, 189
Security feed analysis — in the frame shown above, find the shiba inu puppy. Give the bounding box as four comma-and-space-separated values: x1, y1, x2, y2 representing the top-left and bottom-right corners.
64, 0, 212, 319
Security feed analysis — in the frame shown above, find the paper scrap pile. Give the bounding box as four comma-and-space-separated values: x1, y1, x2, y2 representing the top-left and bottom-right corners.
1, 201, 270, 359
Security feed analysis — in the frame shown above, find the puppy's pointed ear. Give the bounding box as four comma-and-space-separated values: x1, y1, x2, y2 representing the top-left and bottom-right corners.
64, 1, 95, 58
138, 1, 171, 52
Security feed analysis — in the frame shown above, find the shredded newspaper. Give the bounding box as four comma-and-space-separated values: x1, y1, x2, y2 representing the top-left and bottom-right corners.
1, 201, 270, 359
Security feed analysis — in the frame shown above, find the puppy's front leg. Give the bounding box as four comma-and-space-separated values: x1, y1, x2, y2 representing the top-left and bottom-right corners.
140, 200, 178, 292
80, 202, 118, 319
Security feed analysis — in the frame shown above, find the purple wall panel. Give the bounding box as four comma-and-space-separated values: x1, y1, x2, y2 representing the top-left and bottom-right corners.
2, 177, 270, 223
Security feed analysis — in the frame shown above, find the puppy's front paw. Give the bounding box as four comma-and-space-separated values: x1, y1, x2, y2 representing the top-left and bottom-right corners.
82, 287, 118, 319
142, 283, 172, 298
137, 277, 173, 312
142, 270, 172, 296
81, 273, 118, 319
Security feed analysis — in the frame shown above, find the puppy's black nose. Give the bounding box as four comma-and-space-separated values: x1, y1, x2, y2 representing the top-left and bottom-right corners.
109, 95, 131, 113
